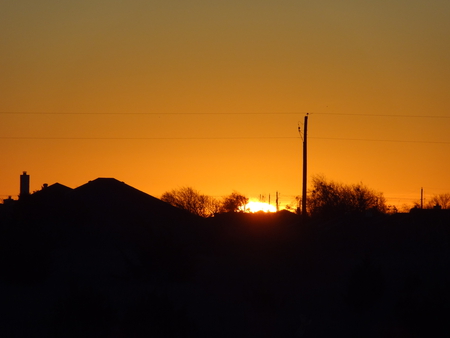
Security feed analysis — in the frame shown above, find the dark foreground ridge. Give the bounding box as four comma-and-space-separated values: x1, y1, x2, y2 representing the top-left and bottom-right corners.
1, 178, 450, 337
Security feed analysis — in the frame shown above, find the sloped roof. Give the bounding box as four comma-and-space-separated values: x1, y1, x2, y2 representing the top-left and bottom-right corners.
29, 182, 73, 204
68, 178, 201, 247
71, 177, 197, 224
41, 182, 72, 194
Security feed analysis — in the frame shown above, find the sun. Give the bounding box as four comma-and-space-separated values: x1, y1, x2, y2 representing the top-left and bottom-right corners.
243, 201, 277, 213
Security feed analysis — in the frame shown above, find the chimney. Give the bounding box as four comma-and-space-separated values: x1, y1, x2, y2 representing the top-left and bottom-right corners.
19, 171, 30, 199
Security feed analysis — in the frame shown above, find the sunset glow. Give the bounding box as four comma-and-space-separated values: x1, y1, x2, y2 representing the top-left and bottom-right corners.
0, 1, 449, 208
243, 201, 277, 213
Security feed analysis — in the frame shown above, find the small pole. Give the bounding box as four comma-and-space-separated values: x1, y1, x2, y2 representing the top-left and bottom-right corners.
302, 114, 308, 220
421, 187, 423, 209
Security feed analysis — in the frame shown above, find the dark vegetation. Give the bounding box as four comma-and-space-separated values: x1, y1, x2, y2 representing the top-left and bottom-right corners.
422, 193, 450, 210
161, 176, 388, 219
1, 177, 450, 337
161, 187, 248, 217
307, 175, 387, 218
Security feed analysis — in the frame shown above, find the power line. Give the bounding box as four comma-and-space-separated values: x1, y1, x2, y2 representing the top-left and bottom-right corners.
1, 136, 449, 144
0, 111, 309, 115
310, 137, 450, 144
1, 111, 449, 118
0, 136, 298, 140
314, 113, 450, 119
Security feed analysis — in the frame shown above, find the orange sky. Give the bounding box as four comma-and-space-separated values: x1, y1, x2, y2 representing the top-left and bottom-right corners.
1, 1, 449, 209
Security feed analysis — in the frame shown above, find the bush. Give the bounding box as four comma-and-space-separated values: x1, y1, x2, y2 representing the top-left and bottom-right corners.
161, 187, 220, 217
308, 175, 387, 219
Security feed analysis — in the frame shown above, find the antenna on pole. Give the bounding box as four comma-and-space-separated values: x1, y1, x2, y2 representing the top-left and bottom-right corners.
302, 114, 308, 221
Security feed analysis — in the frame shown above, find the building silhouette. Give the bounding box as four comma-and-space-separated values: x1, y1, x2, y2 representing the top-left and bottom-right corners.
19, 171, 30, 199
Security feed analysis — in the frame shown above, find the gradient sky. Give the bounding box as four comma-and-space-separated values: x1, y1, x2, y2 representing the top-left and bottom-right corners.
1, 0, 449, 209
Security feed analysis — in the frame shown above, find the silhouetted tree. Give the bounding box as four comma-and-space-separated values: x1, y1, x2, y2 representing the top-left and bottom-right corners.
284, 196, 301, 214
161, 187, 219, 217
221, 191, 249, 213
308, 175, 387, 218
203, 194, 223, 216
425, 193, 450, 209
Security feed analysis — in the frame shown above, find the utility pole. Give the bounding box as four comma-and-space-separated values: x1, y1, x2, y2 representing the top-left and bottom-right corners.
302, 114, 308, 219
276, 191, 279, 212
421, 187, 423, 209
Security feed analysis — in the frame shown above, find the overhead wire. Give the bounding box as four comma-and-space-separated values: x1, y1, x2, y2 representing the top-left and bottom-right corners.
1, 111, 449, 118
1, 111, 449, 143
313, 113, 450, 118
0, 136, 296, 140
310, 137, 450, 144
0, 136, 449, 144
1, 111, 308, 115
2, 112, 447, 202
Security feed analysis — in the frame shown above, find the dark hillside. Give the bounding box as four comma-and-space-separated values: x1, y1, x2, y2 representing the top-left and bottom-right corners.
1, 181, 450, 337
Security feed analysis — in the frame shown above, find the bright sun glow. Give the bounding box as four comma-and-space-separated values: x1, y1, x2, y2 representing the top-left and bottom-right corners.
242, 201, 277, 213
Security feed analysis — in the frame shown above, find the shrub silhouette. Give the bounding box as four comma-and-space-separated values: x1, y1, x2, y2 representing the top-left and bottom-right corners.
161, 187, 219, 217
161, 187, 249, 216
308, 175, 387, 219
425, 193, 450, 209
220, 191, 249, 213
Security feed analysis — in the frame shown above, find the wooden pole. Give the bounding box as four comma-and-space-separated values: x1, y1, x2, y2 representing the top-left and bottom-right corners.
421, 187, 423, 209
276, 191, 279, 212
302, 114, 308, 219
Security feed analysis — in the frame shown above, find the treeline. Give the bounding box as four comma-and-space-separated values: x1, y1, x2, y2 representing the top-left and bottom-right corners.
306, 175, 387, 219
161, 187, 248, 217
418, 193, 450, 209
161, 176, 450, 219
160, 176, 387, 219
307, 178, 449, 215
